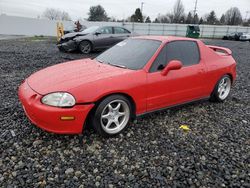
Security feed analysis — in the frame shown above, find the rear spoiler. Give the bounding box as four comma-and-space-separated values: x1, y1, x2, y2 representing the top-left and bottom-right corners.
207, 45, 232, 56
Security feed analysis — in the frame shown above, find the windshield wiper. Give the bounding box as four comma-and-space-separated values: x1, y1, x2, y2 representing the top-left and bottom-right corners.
109, 63, 127, 69
96, 59, 127, 69
96, 59, 105, 64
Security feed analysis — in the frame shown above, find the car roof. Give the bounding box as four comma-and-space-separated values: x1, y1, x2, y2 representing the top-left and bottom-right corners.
133, 35, 199, 42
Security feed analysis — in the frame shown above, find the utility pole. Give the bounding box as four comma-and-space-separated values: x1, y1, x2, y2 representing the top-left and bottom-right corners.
245, 11, 250, 21
141, 2, 145, 14
193, 0, 198, 24
193, 0, 198, 16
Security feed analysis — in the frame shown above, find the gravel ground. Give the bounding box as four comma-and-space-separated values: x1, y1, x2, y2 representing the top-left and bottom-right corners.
0, 37, 249, 187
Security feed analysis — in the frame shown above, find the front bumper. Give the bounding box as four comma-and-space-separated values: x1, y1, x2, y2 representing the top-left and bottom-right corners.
18, 80, 94, 134
57, 40, 77, 52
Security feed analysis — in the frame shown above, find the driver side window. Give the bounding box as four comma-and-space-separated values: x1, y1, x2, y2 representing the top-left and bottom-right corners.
149, 45, 168, 72
149, 40, 200, 72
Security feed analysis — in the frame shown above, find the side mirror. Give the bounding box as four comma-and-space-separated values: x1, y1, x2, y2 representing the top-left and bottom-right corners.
161, 60, 182, 76
95, 31, 101, 35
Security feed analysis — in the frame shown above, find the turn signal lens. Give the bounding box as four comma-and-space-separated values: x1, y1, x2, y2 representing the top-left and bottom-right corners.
60, 116, 75, 121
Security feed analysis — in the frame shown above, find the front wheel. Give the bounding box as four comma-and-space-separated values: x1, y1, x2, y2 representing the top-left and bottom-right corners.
210, 75, 231, 102
91, 95, 132, 137
79, 41, 92, 54
57, 45, 66, 52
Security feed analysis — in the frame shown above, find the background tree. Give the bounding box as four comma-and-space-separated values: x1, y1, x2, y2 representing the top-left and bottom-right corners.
88, 5, 109, 21
145, 16, 151, 23
243, 18, 250, 26
224, 7, 242, 25
131, 8, 143, 22
153, 18, 160, 23
60, 11, 71, 21
109, 16, 117, 22
43, 8, 71, 21
220, 14, 226, 25
185, 12, 193, 24
206, 11, 218, 24
156, 14, 170, 23
166, 13, 174, 23
242, 18, 250, 26
193, 13, 199, 24
199, 17, 204, 24
172, 0, 185, 23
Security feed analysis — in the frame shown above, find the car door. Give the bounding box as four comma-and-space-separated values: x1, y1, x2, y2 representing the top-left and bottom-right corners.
113, 27, 131, 44
93, 26, 114, 49
146, 40, 207, 112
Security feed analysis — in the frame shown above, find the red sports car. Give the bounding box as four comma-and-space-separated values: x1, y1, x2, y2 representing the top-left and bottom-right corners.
18, 36, 236, 137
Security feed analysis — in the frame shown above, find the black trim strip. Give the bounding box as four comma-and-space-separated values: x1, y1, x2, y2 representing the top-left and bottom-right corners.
76, 102, 95, 105
136, 96, 210, 118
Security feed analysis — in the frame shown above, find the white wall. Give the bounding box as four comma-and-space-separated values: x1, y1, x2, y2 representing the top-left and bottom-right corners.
123, 22, 250, 38
1, 15, 250, 38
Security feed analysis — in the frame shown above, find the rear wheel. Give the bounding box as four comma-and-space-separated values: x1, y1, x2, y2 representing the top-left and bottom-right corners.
91, 95, 132, 137
79, 41, 92, 54
210, 75, 231, 102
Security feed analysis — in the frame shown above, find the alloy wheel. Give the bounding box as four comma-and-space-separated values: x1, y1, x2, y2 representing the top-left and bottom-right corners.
217, 77, 231, 100
80, 42, 91, 54
100, 100, 130, 134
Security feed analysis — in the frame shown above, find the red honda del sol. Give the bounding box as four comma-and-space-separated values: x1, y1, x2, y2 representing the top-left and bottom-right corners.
18, 36, 236, 137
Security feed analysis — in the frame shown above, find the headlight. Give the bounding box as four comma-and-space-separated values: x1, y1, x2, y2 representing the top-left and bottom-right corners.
41, 92, 76, 107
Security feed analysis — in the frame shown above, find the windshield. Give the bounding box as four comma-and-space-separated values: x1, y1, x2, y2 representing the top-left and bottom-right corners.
82, 26, 99, 34
65, 25, 75, 31
96, 39, 161, 70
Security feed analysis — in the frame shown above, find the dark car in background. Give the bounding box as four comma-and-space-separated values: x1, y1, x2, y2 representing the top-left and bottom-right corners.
57, 26, 134, 54
222, 32, 243, 41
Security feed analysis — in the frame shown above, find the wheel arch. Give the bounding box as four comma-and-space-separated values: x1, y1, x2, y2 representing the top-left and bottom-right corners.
226, 73, 233, 83
82, 92, 137, 132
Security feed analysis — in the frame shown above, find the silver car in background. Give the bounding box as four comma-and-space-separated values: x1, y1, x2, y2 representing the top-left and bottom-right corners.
239, 33, 250, 41
57, 26, 135, 54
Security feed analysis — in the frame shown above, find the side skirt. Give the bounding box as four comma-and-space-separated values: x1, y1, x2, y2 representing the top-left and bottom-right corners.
136, 96, 210, 118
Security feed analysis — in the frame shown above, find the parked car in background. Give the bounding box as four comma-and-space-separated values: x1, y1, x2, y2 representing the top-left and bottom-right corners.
239, 33, 250, 41
222, 32, 243, 40
19, 36, 236, 137
57, 26, 134, 54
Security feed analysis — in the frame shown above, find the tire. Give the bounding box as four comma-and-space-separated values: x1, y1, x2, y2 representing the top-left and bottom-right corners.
57, 46, 66, 52
210, 75, 232, 102
79, 41, 92, 54
91, 95, 132, 137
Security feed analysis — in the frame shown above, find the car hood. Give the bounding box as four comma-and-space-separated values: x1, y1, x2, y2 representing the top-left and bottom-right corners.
27, 59, 133, 95
62, 32, 89, 39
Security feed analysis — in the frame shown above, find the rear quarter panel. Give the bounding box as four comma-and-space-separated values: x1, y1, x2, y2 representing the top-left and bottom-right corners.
198, 41, 236, 94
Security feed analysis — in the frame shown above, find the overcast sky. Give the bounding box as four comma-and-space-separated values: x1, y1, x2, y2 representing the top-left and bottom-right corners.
0, 0, 249, 20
